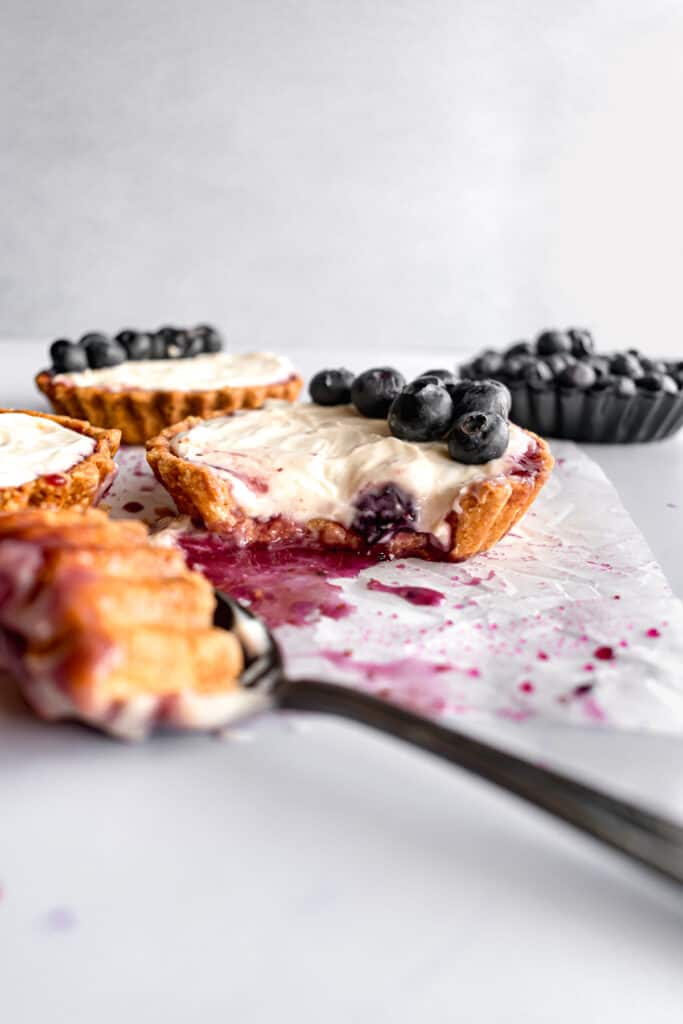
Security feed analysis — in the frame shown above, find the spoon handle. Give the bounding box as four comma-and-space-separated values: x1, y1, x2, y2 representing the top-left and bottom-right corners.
277, 678, 683, 886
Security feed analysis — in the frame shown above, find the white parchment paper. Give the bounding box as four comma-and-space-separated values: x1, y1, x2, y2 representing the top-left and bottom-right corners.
107, 443, 683, 734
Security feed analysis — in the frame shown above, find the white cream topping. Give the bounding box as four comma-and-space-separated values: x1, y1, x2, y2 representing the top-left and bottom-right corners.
54, 352, 295, 392
0, 413, 96, 488
170, 402, 531, 544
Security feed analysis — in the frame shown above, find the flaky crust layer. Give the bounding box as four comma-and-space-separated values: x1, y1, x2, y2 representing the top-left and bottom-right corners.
0, 409, 120, 514
35, 370, 304, 445
0, 508, 246, 739
146, 412, 554, 561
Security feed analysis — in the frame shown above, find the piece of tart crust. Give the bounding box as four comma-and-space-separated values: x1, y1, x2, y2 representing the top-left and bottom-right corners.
0, 408, 120, 514
146, 413, 554, 561
35, 370, 304, 445
0, 508, 251, 739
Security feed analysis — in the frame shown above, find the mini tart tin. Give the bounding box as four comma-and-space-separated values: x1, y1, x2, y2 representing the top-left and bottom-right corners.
0, 409, 120, 513
459, 367, 683, 443
145, 411, 554, 563
35, 370, 304, 446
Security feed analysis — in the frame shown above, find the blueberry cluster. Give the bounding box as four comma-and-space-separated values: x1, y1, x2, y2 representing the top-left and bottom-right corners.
49, 325, 223, 374
309, 366, 512, 465
462, 328, 683, 397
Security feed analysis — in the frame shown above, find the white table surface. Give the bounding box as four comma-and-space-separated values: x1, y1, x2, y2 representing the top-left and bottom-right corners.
1, 340, 682, 1024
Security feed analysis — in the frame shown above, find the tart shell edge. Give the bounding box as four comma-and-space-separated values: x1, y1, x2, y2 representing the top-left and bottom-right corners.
0, 408, 121, 514
35, 371, 304, 445
146, 413, 554, 562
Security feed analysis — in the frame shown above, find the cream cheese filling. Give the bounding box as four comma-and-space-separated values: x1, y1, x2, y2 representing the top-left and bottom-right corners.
170, 401, 531, 544
53, 352, 295, 392
0, 413, 96, 488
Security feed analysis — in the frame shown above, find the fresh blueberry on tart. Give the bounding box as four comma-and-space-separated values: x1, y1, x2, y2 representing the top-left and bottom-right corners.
50, 339, 88, 374
388, 376, 454, 442
447, 411, 509, 465
351, 367, 406, 418
309, 368, 355, 406
36, 323, 303, 445
115, 330, 153, 361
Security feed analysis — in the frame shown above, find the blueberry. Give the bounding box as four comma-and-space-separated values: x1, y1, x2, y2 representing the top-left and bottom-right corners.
309, 368, 354, 406
505, 340, 535, 358
502, 354, 535, 381
388, 377, 454, 442
637, 373, 678, 394
610, 352, 642, 378
154, 327, 192, 359
149, 333, 168, 359
536, 330, 572, 356
590, 375, 616, 393
448, 378, 511, 418
85, 338, 126, 370
448, 411, 509, 465
557, 362, 597, 389
613, 376, 637, 398
589, 356, 611, 381
192, 324, 223, 354
523, 359, 554, 391
542, 353, 576, 377
115, 330, 152, 360
351, 367, 405, 418
568, 328, 595, 359
420, 368, 457, 384
639, 357, 668, 374
50, 339, 87, 373
79, 331, 109, 349
352, 484, 416, 545
471, 350, 504, 377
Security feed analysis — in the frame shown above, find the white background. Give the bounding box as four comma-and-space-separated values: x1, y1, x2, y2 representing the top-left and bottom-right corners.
2, 1, 683, 356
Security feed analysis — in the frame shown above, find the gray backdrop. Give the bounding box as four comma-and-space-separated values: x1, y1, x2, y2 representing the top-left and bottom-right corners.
2, 1, 682, 356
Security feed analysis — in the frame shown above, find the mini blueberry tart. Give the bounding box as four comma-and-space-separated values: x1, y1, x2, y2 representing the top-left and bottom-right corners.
0, 509, 250, 739
146, 368, 553, 562
462, 329, 683, 443
0, 409, 120, 513
36, 325, 303, 444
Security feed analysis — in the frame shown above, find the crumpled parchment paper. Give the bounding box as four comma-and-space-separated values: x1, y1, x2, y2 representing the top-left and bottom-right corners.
107, 443, 683, 734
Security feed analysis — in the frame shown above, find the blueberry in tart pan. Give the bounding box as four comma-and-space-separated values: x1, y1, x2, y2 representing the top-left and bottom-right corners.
461, 328, 683, 443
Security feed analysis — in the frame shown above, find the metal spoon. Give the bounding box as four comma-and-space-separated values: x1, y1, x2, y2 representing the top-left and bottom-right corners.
214, 590, 683, 886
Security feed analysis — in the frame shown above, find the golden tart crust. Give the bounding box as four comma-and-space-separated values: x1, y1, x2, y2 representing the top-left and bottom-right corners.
0, 409, 120, 514
146, 411, 554, 562
0, 508, 245, 739
35, 369, 304, 445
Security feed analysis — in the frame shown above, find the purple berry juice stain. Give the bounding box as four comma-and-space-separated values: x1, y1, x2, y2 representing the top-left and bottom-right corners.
646, 627, 661, 638
594, 646, 615, 661
179, 535, 375, 628
122, 501, 144, 514
321, 649, 452, 715
43, 906, 77, 932
366, 579, 444, 607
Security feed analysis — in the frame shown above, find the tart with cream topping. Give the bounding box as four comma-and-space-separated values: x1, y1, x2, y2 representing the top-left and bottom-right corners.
147, 395, 553, 562
0, 509, 248, 739
36, 326, 303, 444
0, 409, 120, 513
